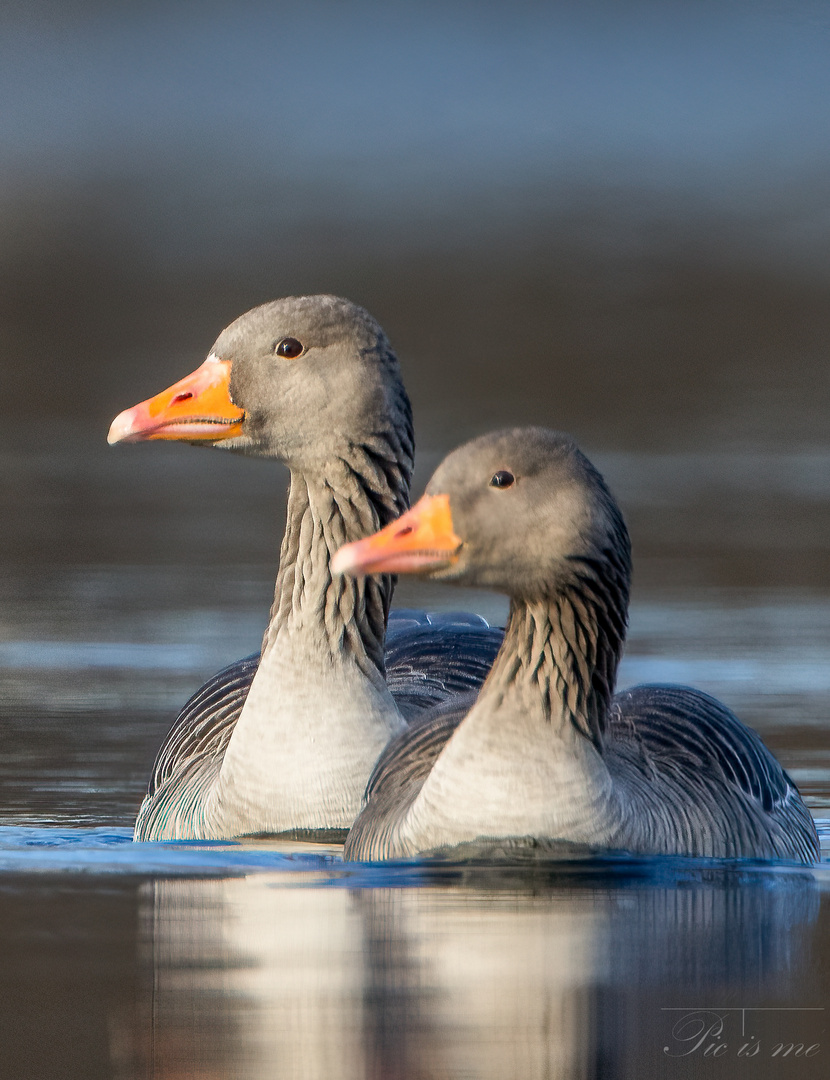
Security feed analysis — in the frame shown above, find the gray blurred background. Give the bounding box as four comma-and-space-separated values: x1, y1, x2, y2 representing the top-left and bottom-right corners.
1, 0, 830, 823
2, 11, 830, 1078
2, 0, 830, 583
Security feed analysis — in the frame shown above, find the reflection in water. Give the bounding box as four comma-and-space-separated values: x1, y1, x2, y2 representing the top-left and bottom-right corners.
142, 877, 367, 1079
141, 864, 820, 1079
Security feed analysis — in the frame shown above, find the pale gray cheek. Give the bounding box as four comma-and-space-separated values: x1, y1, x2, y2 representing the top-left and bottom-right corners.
425, 559, 469, 586
233, 424, 276, 457
480, 565, 513, 591
223, 436, 265, 458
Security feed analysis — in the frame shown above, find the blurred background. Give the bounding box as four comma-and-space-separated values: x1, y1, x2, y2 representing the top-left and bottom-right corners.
2, 7, 830, 1079
1, 0, 829, 822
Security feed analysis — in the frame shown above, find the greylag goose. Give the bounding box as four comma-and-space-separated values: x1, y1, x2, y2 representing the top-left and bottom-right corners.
333, 427, 819, 863
108, 296, 501, 841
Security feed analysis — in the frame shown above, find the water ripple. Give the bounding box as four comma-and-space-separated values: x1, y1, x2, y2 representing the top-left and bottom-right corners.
1, 826, 827, 884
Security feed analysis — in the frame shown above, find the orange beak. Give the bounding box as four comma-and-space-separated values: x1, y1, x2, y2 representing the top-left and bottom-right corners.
331, 493, 462, 577
107, 358, 245, 445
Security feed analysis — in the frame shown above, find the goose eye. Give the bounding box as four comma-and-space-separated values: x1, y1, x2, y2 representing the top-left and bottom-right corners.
274, 337, 304, 358
489, 470, 515, 489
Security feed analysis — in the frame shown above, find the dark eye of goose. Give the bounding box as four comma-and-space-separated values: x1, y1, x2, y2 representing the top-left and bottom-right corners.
274, 337, 304, 359
489, 470, 515, 489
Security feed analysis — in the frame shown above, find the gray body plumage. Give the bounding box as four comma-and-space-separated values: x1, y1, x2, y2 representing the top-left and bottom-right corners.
343, 428, 819, 864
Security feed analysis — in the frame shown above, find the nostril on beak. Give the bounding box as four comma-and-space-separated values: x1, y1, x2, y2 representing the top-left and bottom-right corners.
396, 525, 414, 538
171, 391, 193, 405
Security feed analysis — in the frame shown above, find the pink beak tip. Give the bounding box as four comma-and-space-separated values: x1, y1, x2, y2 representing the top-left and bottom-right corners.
107, 408, 138, 445
330, 545, 356, 576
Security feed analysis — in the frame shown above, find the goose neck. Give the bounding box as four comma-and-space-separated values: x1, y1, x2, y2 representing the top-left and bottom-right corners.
266, 442, 411, 677
481, 575, 626, 748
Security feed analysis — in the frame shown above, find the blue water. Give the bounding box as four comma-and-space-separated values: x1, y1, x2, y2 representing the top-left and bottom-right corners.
2, 825, 828, 880
0, 827, 335, 876
1, 823, 827, 1080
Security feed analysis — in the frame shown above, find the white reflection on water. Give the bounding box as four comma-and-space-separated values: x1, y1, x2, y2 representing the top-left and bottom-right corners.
140, 863, 821, 1080
143, 879, 368, 1079
141, 875, 601, 1080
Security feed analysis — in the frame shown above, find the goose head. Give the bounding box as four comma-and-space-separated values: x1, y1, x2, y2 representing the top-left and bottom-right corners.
332, 426, 631, 604
108, 295, 412, 476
